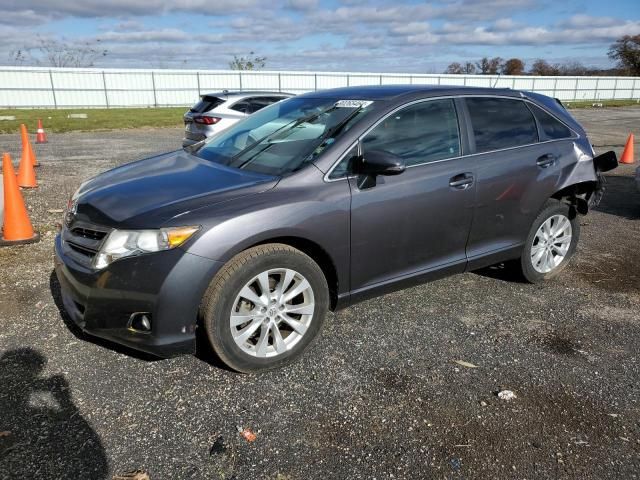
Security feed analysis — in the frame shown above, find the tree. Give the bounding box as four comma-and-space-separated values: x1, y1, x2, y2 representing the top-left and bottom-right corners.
608, 34, 640, 75
35, 37, 107, 67
476, 56, 503, 74
530, 59, 559, 76
229, 52, 267, 70
8, 49, 28, 66
444, 62, 463, 74
462, 62, 476, 74
556, 61, 588, 76
502, 58, 525, 75
444, 62, 476, 74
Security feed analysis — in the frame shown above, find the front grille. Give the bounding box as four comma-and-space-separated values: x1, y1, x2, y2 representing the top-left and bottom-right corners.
68, 242, 97, 257
63, 223, 111, 265
71, 227, 107, 241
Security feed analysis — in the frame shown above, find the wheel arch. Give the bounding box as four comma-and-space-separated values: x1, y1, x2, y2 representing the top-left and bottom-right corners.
551, 180, 598, 215
243, 236, 340, 310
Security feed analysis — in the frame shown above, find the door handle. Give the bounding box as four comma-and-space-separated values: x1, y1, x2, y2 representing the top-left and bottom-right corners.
449, 173, 474, 189
536, 154, 557, 168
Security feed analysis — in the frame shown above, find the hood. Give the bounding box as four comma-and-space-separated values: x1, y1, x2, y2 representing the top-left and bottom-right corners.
73, 150, 278, 228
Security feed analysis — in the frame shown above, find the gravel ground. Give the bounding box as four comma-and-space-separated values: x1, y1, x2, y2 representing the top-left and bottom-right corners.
0, 108, 639, 479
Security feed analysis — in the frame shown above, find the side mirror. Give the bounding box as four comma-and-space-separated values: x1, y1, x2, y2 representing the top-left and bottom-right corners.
352, 150, 405, 189
354, 150, 406, 176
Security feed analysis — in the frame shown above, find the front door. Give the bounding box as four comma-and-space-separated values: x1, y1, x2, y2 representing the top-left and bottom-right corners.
348, 98, 476, 292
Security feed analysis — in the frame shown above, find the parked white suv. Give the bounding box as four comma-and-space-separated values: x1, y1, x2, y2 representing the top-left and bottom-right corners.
182, 91, 293, 147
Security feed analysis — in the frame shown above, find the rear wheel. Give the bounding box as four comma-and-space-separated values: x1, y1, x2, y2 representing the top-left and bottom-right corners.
520, 200, 580, 283
200, 244, 329, 373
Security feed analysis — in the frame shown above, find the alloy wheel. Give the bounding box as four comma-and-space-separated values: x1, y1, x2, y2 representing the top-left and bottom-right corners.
530, 214, 572, 274
230, 268, 315, 358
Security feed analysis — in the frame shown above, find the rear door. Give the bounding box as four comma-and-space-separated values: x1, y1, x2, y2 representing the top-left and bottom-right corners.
348, 98, 476, 291
463, 96, 568, 264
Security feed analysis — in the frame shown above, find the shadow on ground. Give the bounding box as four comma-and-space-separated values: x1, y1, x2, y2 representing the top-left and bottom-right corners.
594, 175, 640, 220
0, 348, 109, 478
472, 261, 527, 283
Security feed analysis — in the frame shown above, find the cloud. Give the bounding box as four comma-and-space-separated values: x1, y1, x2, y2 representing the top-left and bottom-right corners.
561, 14, 619, 29
1, 0, 638, 71
0, 0, 259, 19
285, 0, 318, 11
0, 9, 51, 26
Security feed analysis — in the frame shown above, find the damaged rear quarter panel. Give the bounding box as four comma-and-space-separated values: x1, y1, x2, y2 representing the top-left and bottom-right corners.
556, 140, 599, 191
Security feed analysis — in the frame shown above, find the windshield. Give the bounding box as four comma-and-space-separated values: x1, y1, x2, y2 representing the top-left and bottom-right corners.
194, 97, 375, 176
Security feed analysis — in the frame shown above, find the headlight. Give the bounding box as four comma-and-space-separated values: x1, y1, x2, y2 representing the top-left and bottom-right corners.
94, 226, 199, 269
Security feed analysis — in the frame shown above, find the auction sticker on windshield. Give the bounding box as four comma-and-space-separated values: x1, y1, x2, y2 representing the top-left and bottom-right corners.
335, 100, 373, 108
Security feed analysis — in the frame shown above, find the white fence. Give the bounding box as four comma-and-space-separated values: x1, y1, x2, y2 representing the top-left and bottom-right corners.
0, 66, 638, 109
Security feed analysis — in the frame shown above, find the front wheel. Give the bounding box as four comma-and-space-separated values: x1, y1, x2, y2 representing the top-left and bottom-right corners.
520, 199, 580, 283
200, 244, 329, 373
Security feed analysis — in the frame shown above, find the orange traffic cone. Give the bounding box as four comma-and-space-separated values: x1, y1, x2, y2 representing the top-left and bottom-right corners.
35, 119, 48, 144
20, 124, 39, 168
1, 153, 39, 246
620, 134, 635, 164
17, 144, 38, 188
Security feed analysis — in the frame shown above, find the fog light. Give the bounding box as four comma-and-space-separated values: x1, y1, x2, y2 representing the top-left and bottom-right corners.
128, 312, 152, 333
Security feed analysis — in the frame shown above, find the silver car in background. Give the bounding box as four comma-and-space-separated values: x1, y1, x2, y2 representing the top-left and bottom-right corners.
182, 91, 293, 147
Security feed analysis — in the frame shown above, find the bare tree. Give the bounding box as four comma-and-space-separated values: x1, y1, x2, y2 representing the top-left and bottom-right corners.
36, 37, 107, 67
8, 49, 29, 66
476, 57, 503, 74
229, 52, 267, 70
462, 62, 476, 74
608, 34, 640, 75
502, 58, 525, 75
444, 62, 476, 74
444, 62, 464, 74
529, 59, 559, 76
556, 61, 588, 76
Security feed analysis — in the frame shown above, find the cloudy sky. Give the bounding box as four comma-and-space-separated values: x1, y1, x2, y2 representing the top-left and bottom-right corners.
1, 0, 639, 72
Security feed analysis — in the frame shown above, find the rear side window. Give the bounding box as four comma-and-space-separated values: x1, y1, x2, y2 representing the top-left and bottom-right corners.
362, 98, 460, 167
190, 95, 224, 113
465, 97, 538, 153
229, 101, 249, 113
528, 103, 573, 140
230, 97, 283, 114
247, 97, 279, 114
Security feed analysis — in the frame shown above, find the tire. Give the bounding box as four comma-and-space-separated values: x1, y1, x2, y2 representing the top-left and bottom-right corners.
520, 199, 580, 283
200, 243, 329, 373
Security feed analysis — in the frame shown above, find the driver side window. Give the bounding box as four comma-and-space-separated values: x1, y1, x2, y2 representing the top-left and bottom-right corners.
362, 99, 461, 167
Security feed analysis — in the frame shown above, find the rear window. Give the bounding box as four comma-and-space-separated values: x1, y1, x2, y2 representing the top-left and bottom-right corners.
527, 103, 573, 140
190, 95, 225, 113
465, 97, 538, 153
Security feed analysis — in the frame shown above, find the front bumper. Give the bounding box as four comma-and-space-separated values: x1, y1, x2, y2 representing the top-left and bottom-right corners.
54, 234, 222, 358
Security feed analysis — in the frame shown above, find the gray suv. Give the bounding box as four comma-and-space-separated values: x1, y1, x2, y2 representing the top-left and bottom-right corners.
55, 85, 617, 373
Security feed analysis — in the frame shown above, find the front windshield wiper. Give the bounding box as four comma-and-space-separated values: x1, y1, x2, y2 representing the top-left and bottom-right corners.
237, 105, 366, 173
295, 105, 364, 169
230, 105, 338, 162
318, 106, 363, 145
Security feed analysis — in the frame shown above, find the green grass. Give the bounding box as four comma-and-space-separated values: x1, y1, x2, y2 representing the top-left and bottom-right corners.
0, 107, 185, 134
0, 99, 638, 134
564, 99, 640, 109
